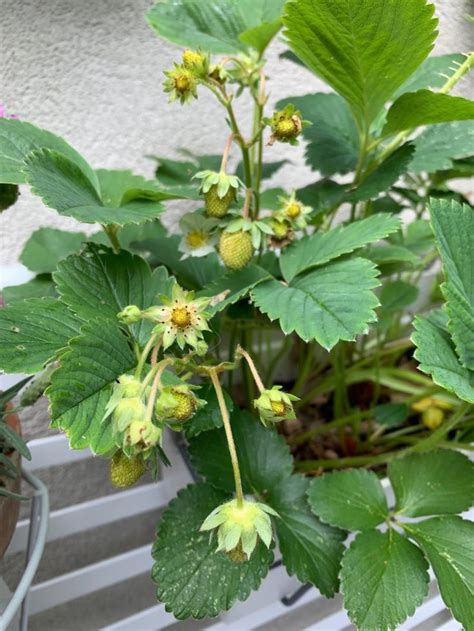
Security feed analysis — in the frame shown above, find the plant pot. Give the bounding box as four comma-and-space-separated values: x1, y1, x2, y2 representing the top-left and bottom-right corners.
0, 408, 22, 560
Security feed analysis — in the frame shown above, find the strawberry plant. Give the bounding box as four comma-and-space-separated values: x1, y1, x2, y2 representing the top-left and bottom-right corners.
1, 0, 473, 627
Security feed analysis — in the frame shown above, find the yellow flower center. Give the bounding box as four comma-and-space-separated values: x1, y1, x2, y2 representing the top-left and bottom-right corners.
271, 400, 286, 416
171, 306, 192, 328
286, 202, 301, 218
186, 230, 208, 248
175, 74, 192, 93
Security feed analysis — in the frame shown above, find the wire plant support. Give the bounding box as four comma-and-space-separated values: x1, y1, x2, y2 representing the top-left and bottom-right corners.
0, 470, 49, 631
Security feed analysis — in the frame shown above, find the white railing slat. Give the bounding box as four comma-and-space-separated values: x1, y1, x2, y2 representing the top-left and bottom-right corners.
304, 608, 351, 631
436, 618, 461, 631
29, 544, 153, 615
7, 479, 176, 556
399, 594, 450, 630
24, 434, 92, 471
101, 603, 175, 631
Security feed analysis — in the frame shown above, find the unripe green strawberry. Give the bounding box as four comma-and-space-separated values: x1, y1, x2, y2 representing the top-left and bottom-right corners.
205, 185, 235, 218
155, 385, 203, 424
219, 231, 253, 270
110, 452, 146, 488
266, 104, 307, 146
172, 392, 196, 421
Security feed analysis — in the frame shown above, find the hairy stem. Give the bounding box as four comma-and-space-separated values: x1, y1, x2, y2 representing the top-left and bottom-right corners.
209, 368, 245, 507
220, 133, 235, 173
242, 187, 253, 219
135, 334, 160, 379
237, 344, 265, 393
145, 358, 172, 421
373, 52, 474, 169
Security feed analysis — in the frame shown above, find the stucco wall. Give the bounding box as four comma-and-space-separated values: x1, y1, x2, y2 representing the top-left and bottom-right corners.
1, 0, 472, 265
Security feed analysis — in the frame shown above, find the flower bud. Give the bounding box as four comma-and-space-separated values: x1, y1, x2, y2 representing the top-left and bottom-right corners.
182, 49, 208, 75
254, 386, 299, 427
117, 305, 142, 324
124, 419, 161, 452
113, 397, 147, 432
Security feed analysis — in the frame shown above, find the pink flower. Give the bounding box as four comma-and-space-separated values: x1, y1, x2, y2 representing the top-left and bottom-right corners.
0, 104, 18, 119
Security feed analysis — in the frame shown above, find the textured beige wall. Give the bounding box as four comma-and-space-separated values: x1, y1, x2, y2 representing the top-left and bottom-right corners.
1, 0, 472, 265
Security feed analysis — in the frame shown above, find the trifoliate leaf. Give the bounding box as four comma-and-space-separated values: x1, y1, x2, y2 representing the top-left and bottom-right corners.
20, 228, 89, 274
0, 118, 98, 187
281, 214, 400, 281
189, 409, 293, 494
24, 149, 172, 225
267, 475, 345, 597
96, 168, 184, 206
364, 246, 420, 270
377, 281, 419, 326
409, 120, 474, 173
430, 198, 474, 370
152, 483, 273, 619
283, 0, 437, 132
48, 319, 136, 454
2, 277, 56, 304
388, 449, 474, 518
350, 144, 415, 202
341, 529, 429, 631
404, 516, 474, 629
146, 0, 285, 55
383, 90, 474, 136
308, 469, 388, 531
0, 298, 80, 374
412, 309, 474, 403
201, 264, 271, 314
54, 244, 172, 344
252, 258, 380, 350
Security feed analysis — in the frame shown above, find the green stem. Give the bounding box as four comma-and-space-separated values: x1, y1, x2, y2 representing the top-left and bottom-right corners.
288, 409, 373, 446
403, 402, 471, 454
209, 368, 245, 507
145, 358, 172, 421
237, 345, 265, 393
439, 52, 474, 94
291, 342, 315, 397
103, 225, 121, 254
225, 99, 252, 188
295, 450, 400, 472
135, 334, 160, 379
353, 129, 370, 185
264, 335, 292, 385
